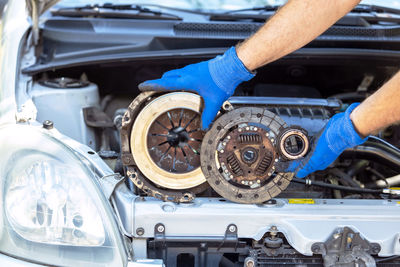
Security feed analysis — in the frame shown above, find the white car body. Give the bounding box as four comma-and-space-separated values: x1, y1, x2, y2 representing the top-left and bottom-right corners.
0, 1, 399, 266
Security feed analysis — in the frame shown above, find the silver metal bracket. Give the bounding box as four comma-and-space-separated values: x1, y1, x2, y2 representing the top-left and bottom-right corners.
217, 224, 238, 251
154, 223, 166, 241
312, 227, 380, 267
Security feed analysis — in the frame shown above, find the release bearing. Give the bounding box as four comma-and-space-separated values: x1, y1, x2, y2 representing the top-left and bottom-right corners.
277, 127, 310, 160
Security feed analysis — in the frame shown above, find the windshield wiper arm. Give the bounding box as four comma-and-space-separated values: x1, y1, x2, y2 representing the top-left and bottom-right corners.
211, 4, 400, 24
210, 5, 277, 22
352, 4, 400, 15
221, 5, 279, 14
210, 13, 270, 23
222, 3, 400, 15
52, 4, 182, 20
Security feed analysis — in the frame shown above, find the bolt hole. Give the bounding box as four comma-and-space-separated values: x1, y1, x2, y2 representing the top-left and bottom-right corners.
215, 180, 220, 185
237, 194, 243, 198
217, 126, 222, 130
257, 113, 262, 118
254, 194, 259, 199
248, 171, 251, 173
88, 151, 95, 155
224, 104, 230, 109
207, 165, 212, 171
277, 181, 282, 186
208, 140, 213, 144
240, 113, 245, 118
233, 146, 237, 149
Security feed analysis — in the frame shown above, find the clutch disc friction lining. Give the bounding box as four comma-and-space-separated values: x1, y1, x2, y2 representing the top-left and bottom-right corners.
201, 107, 294, 204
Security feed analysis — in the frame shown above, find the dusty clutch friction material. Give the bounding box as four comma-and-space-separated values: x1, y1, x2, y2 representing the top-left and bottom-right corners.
201, 107, 294, 204
120, 92, 208, 203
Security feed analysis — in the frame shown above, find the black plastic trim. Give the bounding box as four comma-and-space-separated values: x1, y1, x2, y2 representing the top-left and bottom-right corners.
22, 47, 400, 75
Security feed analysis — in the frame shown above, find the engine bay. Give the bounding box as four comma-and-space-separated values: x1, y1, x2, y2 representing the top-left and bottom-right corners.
10, 2, 400, 264
26, 56, 400, 266
29, 57, 400, 204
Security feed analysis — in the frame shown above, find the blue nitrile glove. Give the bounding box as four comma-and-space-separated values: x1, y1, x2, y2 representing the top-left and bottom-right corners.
138, 47, 255, 130
289, 103, 368, 178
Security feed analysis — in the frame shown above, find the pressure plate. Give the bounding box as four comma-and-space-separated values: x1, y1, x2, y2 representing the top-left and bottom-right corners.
123, 92, 207, 198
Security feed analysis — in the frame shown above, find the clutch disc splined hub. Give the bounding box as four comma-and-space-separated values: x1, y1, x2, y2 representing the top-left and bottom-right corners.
201, 107, 294, 204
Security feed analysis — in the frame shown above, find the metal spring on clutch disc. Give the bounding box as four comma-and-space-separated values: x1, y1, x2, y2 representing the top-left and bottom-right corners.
255, 152, 273, 176
239, 133, 261, 144
227, 153, 244, 176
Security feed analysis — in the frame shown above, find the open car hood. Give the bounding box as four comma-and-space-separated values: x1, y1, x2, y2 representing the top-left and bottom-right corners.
26, 0, 60, 44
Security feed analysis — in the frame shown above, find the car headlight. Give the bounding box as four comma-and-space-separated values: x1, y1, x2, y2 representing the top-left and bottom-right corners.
0, 124, 127, 267
5, 155, 105, 246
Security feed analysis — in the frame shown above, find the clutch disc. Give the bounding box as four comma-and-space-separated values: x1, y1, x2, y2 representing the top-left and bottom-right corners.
200, 107, 294, 204
130, 92, 206, 190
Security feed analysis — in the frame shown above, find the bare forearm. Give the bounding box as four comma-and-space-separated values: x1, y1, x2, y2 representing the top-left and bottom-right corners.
350, 71, 400, 137
236, 0, 360, 71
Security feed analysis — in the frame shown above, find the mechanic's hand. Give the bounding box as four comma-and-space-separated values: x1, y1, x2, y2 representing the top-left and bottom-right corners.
138, 47, 255, 130
289, 103, 368, 178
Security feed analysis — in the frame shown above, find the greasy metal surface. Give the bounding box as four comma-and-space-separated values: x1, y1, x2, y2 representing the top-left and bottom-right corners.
83, 106, 114, 128
218, 126, 276, 185
120, 91, 157, 165
201, 107, 294, 204
147, 108, 203, 174
120, 91, 207, 203
126, 167, 208, 203
312, 227, 379, 267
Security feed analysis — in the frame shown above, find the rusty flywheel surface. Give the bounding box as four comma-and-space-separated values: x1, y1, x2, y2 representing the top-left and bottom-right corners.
201, 107, 294, 204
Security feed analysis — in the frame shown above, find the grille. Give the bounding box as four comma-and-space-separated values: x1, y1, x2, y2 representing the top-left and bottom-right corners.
174, 23, 400, 40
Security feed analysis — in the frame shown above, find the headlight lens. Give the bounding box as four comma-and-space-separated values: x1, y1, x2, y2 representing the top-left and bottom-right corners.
5, 155, 105, 246
0, 125, 126, 267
